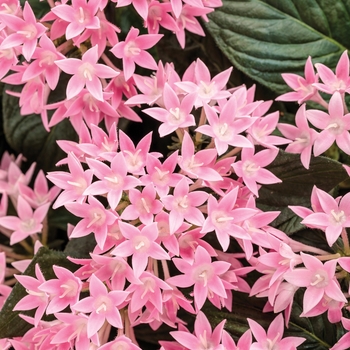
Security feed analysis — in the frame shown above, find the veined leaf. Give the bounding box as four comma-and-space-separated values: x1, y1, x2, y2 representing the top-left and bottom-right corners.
205, 0, 350, 94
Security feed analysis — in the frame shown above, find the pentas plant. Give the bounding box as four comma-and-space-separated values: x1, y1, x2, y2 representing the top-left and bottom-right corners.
0, 0, 349, 350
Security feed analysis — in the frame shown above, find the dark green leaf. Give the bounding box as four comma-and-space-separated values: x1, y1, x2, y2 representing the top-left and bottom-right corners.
20, 0, 50, 18
0, 247, 78, 338
257, 150, 348, 234
205, 0, 350, 94
2, 82, 78, 173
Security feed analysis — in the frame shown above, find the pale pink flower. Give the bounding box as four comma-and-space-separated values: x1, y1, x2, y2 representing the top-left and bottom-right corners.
143, 83, 196, 137
110, 27, 163, 80
314, 50, 350, 94
126, 270, 172, 314
201, 187, 257, 251
52, 312, 99, 350
307, 91, 350, 156
196, 100, 254, 155
0, 196, 50, 245
38, 265, 82, 314
14, 264, 48, 327
72, 274, 129, 338
178, 131, 222, 182
146, 1, 178, 34
141, 151, 183, 197
276, 56, 323, 104
84, 152, 141, 209
55, 45, 119, 101
278, 104, 318, 169
98, 335, 141, 350
330, 317, 350, 350
232, 146, 281, 197
114, 0, 149, 20
22, 34, 65, 90
162, 177, 208, 233
47, 152, 93, 209
0, 1, 46, 61
248, 313, 305, 350
121, 183, 163, 224
167, 245, 231, 310
221, 329, 252, 350
170, 311, 225, 349
300, 187, 350, 247
112, 222, 170, 277
176, 58, 232, 107
65, 196, 118, 249
283, 253, 346, 314
51, 0, 101, 40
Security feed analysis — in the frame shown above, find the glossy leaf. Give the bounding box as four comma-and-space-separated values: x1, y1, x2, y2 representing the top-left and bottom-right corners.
205, 0, 350, 93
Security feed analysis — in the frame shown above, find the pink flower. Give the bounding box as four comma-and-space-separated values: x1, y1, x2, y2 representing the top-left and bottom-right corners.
0, 196, 50, 245
330, 317, 350, 350
47, 152, 93, 209
307, 91, 350, 156
65, 196, 118, 250
276, 56, 322, 104
110, 27, 163, 80
248, 313, 305, 350
51, 0, 101, 40
278, 104, 318, 169
232, 146, 281, 197
121, 183, 163, 224
14, 264, 48, 327
283, 253, 346, 314
201, 187, 256, 251
38, 265, 82, 314
84, 152, 140, 209
72, 274, 129, 338
112, 222, 170, 278
196, 99, 254, 155
161, 177, 208, 233
143, 83, 196, 137
314, 50, 350, 94
170, 311, 225, 349
167, 245, 231, 310
299, 187, 350, 247
55, 45, 119, 101
175, 58, 232, 107
126, 270, 172, 314
0, 1, 46, 61
22, 34, 65, 90
178, 131, 222, 182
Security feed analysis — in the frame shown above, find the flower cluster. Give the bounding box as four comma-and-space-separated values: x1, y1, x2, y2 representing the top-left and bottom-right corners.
0, 0, 349, 349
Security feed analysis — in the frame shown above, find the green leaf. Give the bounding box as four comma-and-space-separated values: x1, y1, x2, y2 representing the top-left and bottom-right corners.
2, 82, 78, 173
0, 247, 78, 338
20, 0, 50, 18
205, 0, 350, 94
256, 150, 348, 234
